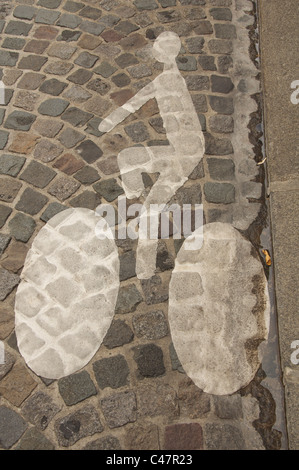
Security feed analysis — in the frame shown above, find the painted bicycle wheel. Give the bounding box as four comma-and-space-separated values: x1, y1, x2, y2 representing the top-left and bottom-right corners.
15, 208, 119, 380
168, 222, 270, 395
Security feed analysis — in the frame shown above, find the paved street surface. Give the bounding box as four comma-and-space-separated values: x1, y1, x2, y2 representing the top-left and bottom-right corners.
0, 0, 296, 450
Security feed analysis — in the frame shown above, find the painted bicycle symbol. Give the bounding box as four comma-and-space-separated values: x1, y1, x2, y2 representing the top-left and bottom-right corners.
14, 33, 270, 395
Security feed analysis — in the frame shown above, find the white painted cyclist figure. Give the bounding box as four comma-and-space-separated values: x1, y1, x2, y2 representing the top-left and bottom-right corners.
99, 31, 205, 280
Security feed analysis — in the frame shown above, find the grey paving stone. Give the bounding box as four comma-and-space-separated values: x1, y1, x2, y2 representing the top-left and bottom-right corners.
180, 0, 206, 4
58, 371, 97, 405
193, 20, 213, 35
0, 177, 22, 202
55, 405, 103, 447
0, 129, 8, 149
83, 436, 121, 450
4, 111, 36, 131
39, 78, 68, 96
15, 188, 48, 215
185, 75, 210, 91
103, 320, 134, 349
38, 98, 69, 116
94, 62, 117, 78
2, 37, 26, 50
86, 78, 111, 95
124, 121, 150, 143
15, 427, 55, 450
64, 0, 85, 12
93, 355, 130, 389
20, 160, 56, 188
211, 74, 234, 93
0, 20, 4, 33
40, 202, 67, 222
5, 20, 32, 36
100, 391, 137, 428
185, 37, 205, 54
37, 0, 62, 8
115, 284, 143, 314
61, 107, 93, 127
0, 205, 12, 228
176, 56, 197, 71
133, 310, 168, 340
76, 140, 103, 163
169, 342, 184, 373
48, 43, 77, 60
0, 406, 27, 449
21, 391, 61, 430
0, 234, 11, 255
18, 55, 48, 71
133, 343, 165, 377
156, 241, 175, 271
44, 61, 74, 76
208, 39, 233, 55
159, 0, 177, 6
204, 182, 235, 204
35, 9, 61, 25
0, 109, 5, 126
13, 5, 37, 20
215, 23, 236, 39
69, 190, 101, 210
217, 55, 233, 74
58, 128, 84, 149
209, 95, 234, 114
56, 13, 82, 29
141, 274, 169, 305
0, 50, 19, 66
115, 53, 139, 68
213, 394, 243, 419
17, 72, 45, 90
74, 166, 100, 184
134, 0, 158, 10
204, 423, 245, 450
8, 212, 36, 243
67, 68, 93, 85
79, 20, 106, 36
0, 154, 26, 176
209, 114, 234, 133
33, 118, 63, 138
118, 250, 136, 281
205, 132, 233, 155
93, 178, 124, 202
48, 176, 80, 201
115, 20, 140, 35
198, 55, 217, 71
33, 139, 63, 163
112, 72, 131, 88
79, 6, 102, 20
207, 158, 235, 181
0, 267, 20, 300
74, 51, 98, 68
210, 7, 232, 20
57, 29, 82, 42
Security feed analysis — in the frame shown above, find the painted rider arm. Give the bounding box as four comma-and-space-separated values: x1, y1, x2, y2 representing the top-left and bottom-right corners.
98, 81, 156, 133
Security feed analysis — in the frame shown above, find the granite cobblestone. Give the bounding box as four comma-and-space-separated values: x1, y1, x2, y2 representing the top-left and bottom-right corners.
0, 0, 279, 451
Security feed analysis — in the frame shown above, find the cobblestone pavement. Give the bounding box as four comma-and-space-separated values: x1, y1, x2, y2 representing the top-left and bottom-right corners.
0, 0, 287, 450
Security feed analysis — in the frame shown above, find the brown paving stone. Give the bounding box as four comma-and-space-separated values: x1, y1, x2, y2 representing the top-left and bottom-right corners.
124, 422, 159, 450
8, 132, 40, 154
78, 33, 102, 50
34, 25, 59, 40
24, 39, 50, 54
0, 362, 37, 407
163, 423, 204, 450
0, 240, 29, 273
110, 89, 134, 106
0, 308, 14, 340
0, 177, 22, 203
53, 153, 84, 175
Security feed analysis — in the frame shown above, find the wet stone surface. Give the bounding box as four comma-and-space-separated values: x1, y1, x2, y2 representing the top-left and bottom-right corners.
0, 0, 284, 451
